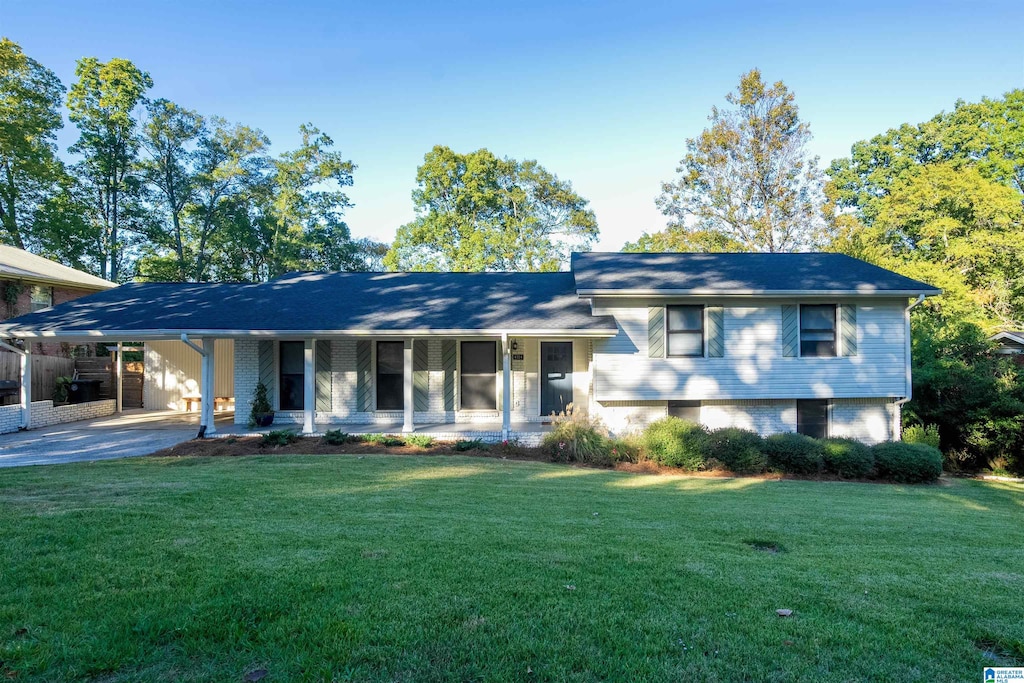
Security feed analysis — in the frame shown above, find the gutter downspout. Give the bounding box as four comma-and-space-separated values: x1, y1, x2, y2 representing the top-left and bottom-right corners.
894, 294, 926, 440
181, 333, 214, 438
0, 339, 30, 430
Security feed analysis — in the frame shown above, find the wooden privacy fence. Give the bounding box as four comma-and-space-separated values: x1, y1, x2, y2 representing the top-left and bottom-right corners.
0, 352, 76, 404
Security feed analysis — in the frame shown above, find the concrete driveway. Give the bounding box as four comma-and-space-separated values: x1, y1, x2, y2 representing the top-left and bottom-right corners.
0, 410, 233, 468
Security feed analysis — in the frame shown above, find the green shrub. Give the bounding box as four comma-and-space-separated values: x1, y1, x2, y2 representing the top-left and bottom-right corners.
454, 438, 487, 452
53, 375, 72, 403
363, 433, 405, 447
903, 423, 941, 450
640, 417, 709, 470
609, 435, 642, 463
406, 435, 434, 448
872, 441, 943, 483
821, 438, 875, 478
321, 430, 353, 445
763, 432, 825, 475
704, 427, 766, 474
261, 429, 297, 447
247, 381, 273, 429
542, 410, 612, 465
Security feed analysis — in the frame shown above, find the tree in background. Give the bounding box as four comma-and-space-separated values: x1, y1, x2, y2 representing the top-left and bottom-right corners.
0, 38, 70, 251
67, 57, 153, 281
827, 89, 1024, 473
385, 145, 598, 271
651, 69, 825, 253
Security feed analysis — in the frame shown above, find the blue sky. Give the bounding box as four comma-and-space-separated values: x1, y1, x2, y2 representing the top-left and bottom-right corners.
2, 0, 1022, 250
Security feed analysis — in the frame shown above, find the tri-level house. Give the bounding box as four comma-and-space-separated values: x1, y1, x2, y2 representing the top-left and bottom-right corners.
0, 252, 939, 444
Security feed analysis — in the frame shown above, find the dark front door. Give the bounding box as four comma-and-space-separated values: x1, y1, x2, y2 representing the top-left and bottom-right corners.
541, 342, 573, 416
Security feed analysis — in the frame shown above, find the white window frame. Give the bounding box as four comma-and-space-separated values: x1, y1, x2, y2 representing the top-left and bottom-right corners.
665, 304, 707, 358
798, 303, 840, 359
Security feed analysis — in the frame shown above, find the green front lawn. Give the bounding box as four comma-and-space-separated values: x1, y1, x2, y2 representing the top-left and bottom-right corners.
1, 456, 1022, 681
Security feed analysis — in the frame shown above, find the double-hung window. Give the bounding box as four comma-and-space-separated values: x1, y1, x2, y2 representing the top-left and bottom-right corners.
376, 341, 404, 410
800, 304, 837, 357
666, 305, 704, 357
30, 286, 52, 312
279, 341, 304, 410
460, 341, 497, 410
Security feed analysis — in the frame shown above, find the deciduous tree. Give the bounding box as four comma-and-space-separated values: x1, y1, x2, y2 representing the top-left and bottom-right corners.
67, 57, 152, 281
385, 145, 598, 271
653, 69, 825, 253
0, 38, 70, 251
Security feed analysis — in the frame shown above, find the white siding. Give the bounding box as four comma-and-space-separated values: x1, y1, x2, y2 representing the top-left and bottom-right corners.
592, 298, 908, 401
145, 339, 234, 411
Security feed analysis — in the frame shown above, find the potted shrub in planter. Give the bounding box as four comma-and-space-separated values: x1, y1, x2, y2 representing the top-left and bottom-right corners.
247, 381, 274, 428
53, 376, 73, 405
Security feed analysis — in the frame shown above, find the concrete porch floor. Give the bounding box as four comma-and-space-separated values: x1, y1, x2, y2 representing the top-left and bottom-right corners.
213, 420, 553, 437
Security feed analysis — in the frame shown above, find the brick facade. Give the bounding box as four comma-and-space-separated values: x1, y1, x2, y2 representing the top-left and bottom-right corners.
1, 280, 106, 356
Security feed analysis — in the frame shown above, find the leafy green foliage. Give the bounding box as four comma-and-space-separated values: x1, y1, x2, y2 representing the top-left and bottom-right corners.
454, 438, 487, 452
763, 432, 825, 475
908, 319, 1024, 474
820, 438, 875, 479
0, 39, 72, 254
405, 435, 434, 448
872, 442, 943, 484
653, 69, 826, 253
640, 417, 709, 470
52, 376, 72, 403
362, 434, 405, 447
321, 430, 353, 445
385, 145, 598, 272
261, 429, 298, 447
67, 56, 153, 281
903, 424, 941, 450
703, 427, 767, 474
608, 435, 642, 463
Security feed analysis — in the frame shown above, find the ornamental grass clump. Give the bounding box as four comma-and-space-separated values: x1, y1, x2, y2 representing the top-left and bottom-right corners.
542, 405, 612, 466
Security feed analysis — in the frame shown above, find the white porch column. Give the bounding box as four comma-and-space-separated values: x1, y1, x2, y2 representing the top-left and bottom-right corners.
20, 344, 31, 429
201, 337, 216, 435
501, 333, 511, 441
403, 338, 414, 433
303, 338, 315, 434
115, 341, 124, 413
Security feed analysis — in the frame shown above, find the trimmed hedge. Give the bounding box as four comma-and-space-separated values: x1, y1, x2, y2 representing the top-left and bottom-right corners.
764, 432, 824, 475
641, 417, 709, 470
872, 441, 943, 483
821, 438, 875, 479
704, 427, 766, 474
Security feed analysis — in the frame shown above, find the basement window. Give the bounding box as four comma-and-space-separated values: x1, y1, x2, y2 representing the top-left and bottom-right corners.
797, 400, 829, 440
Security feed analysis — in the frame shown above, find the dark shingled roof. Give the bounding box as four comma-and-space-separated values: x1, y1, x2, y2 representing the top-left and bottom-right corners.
0, 271, 616, 337
571, 252, 940, 295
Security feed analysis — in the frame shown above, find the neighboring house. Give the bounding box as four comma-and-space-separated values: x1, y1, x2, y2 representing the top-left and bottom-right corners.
990, 331, 1024, 355
0, 252, 939, 443
0, 245, 116, 356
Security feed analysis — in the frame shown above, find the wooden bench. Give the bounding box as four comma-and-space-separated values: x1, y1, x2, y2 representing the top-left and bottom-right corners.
182, 396, 233, 412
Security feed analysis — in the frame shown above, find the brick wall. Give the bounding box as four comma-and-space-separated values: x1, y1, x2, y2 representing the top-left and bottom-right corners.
233, 339, 260, 425
29, 399, 116, 429
0, 404, 22, 434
